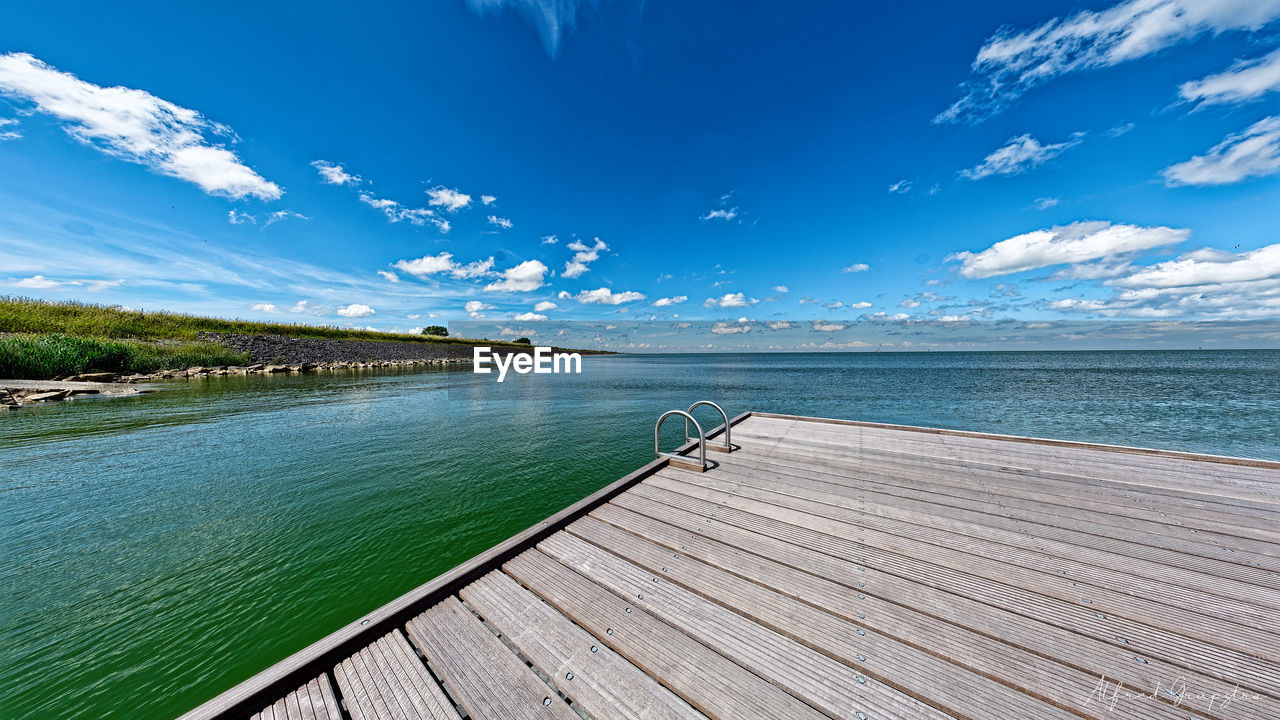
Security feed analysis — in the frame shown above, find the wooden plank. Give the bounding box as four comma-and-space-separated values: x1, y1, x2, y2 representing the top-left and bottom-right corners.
538, 531, 1013, 720
585, 503, 1280, 720
503, 548, 836, 720
670, 461, 1280, 596
460, 570, 707, 720
646, 471, 1280, 642
405, 596, 578, 720
620, 483, 1280, 698
741, 417, 1280, 501
721, 442, 1280, 551
733, 423, 1280, 518
333, 630, 458, 720
249, 674, 342, 720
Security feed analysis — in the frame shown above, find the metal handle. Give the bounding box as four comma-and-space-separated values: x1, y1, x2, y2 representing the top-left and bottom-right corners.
655, 410, 706, 471
685, 400, 731, 452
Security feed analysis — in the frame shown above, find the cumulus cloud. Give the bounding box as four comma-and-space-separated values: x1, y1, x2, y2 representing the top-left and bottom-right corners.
484, 259, 548, 292
850, 301, 873, 309
290, 300, 312, 313
533, 301, 557, 312
960, 133, 1083, 180
377, 270, 399, 283
395, 252, 495, 279
1162, 116, 1280, 186
563, 237, 607, 279
824, 300, 845, 310
0, 52, 280, 199
311, 160, 361, 186
337, 303, 375, 318
766, 320, 793, 330
541, 234, 558, 245
711, 321, 751, 335
772, 285, 789, 293
227, 209, 255, 225
512, 311, 548, 321
841, 262, 870, 273
481, 194, 497, 205
12, 275, 61, 289
565, 287, 646, 304
950, 221, 1189, 278
487, 214, 513, 229
811, 321, 846, 332
425, 186, 471, 211
703, 292, 756, 308
653, 295, 688, 307
934, 0, 1280, 124
465, 300, 494, 319
888, 179, 912, 194
1179, 47, 1280, 108
251, 302, 279, 313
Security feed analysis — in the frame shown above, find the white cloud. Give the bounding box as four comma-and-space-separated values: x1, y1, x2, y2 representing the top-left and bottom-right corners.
1114, 243, 1280, 288
934, 0, 1280, 124
359, 192, 449, 232
562, 237, 607, 279
250, 302, 279, 313
701, 207, 739, 221
12, 274, 60, 288
465, 300, 494, 319
1179, 47, 1280, 108
466, 0, 593, 57
766, 320, 793, 330
899, 298, 921, 308
1162, 116, 1280, 186
377, 270, 399, 283
227, 209, 255, 225
541, 234, 558, 245
1033, 197, 1060, 210
960, 133, 1083, 180
653, 295, 688, 307
481, 194, 497, 205
888, 179, 912, 194
950, 221, 1189, 278
711, 322, 751, 335
850, 301, 873, 309
512, 311, 548, 321
703, 292, 756, 308
337, 303, 375, 318
407, 313, 421, 319
263, 210, 308, 227
395, 252, 495, 279
0, 52, 280, 199
426, 186, 471, 211
311, 160, 361, 186
487, 214, 513, 229
812, 321, 845, 332
772, 285, 789, 293
570, 287, 646, 304
824, 301, 845, 310
0, 116, 19, 140
290, 300, 312, 313
484, 259, 548, 292
533, 301, 557, 312
841, 262, 870, 274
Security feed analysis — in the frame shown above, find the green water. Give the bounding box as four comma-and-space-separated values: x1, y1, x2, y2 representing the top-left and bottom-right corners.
3, 351, 1278, 719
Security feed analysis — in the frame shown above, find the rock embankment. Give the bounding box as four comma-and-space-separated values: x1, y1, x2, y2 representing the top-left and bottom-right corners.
197, 332, 496, 365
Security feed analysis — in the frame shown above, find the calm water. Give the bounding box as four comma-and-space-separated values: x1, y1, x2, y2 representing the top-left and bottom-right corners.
3, 350, 1278, 720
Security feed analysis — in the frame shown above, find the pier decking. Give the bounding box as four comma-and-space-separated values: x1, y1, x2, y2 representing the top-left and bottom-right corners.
181, 412, 1280, 720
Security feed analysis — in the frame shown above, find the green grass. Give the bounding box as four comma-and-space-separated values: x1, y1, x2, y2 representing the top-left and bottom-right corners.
0, 297, 524, 346
0, 334, 250, 380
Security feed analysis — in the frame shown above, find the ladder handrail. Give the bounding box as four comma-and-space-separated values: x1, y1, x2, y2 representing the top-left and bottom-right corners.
685, 400, 731, 451
655, 409, 706, 470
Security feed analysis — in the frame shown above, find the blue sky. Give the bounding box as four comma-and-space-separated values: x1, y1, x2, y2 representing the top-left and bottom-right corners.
2, 0, 1279, 350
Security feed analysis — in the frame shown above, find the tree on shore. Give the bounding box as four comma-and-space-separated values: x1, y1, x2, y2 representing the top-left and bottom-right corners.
514, 337, 532, 344
422, 325, 448, 337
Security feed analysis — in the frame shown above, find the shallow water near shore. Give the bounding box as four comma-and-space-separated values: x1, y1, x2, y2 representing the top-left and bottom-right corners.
3, 350, 1278, 720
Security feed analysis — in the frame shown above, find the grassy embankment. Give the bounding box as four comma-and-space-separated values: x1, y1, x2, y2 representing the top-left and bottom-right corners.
0, 297, 525, 379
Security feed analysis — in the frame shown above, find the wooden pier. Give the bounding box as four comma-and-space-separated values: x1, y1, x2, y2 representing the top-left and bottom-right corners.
180, 412, 1280, 720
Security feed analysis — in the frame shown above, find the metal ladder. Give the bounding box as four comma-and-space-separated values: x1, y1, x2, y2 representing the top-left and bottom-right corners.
654, 401, 734, 472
